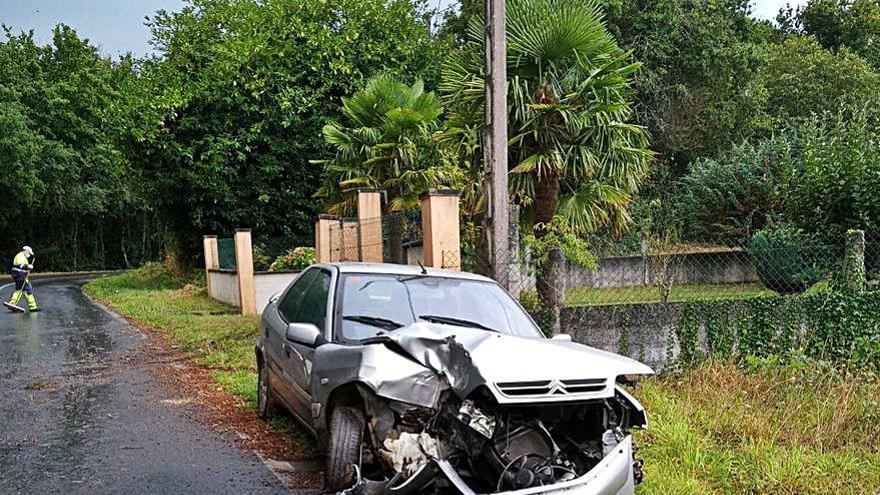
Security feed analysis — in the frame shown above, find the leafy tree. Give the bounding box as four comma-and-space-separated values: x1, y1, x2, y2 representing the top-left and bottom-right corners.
606, 0, 769, 164
119, 0, 445, 261
313, 74, 458, 262
793, 0, 880, 67
441, 0, 651, 312
0, 26, 153, 270
754, 36, 880, 128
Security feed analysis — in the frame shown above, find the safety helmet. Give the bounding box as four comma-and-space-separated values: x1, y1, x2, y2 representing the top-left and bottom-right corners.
22, 245, 34, 256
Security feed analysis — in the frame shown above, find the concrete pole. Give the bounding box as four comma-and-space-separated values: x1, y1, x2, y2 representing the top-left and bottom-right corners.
203, 235, 218, 298
421, 190, 462, 270
483, 0, 510, 288
234, 229, 257, 314
357, 189, 384, 262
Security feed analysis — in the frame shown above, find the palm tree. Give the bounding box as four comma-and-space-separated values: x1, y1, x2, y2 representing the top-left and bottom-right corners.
313, 75, 457, 262
440, 0, 652, 316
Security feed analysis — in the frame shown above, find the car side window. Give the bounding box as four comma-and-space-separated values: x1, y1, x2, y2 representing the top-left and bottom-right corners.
278, 269, 318, 322
297, 270, 331, 331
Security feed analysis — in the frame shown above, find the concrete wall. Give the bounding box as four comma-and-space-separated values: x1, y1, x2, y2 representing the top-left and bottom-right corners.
207, 269, 240, 307
254, 271, 300, 313
208, 269, 299, 314
562, 303, 680, 370
567, 249, 757, 289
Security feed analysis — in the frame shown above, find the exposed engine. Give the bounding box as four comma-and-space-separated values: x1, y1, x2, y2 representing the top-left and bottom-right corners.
360, 387, 645, 494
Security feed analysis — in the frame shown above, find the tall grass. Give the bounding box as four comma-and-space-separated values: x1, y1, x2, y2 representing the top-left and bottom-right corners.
635, 360, 880, 494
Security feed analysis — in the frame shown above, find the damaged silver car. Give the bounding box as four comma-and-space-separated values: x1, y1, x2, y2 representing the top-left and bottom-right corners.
255, 263, 653, 495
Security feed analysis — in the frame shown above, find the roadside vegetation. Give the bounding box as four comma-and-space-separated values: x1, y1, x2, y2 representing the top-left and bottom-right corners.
636, 359, 880, 495
86, 264, 880, 494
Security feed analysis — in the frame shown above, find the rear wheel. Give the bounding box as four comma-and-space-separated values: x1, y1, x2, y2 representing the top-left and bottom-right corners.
324, 406, 365, 492
257, 361, 282, 420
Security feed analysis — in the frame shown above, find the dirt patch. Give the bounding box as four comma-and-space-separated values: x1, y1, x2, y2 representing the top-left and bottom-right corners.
90, 296, 322, 490
24, 379, 57, 391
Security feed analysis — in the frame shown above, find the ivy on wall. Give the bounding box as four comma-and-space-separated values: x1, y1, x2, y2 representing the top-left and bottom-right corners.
667, 290, 880, 371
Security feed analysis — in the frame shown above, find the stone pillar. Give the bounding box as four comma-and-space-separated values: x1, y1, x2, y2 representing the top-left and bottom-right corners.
315, 215, 338, 263
540, 247, 567, 335
203, 235, 218, 298
341, 218, 360, 261
843, 229, 866, 293
420, 190, 461, 270
234, 229, 256, 314
357, 189, 383, 262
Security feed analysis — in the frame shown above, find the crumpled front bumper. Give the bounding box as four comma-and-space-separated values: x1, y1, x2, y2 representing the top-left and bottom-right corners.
353, 435, 637, 495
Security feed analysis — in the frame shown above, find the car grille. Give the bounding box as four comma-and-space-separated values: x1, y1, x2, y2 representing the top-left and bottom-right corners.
495, 378, 607, 398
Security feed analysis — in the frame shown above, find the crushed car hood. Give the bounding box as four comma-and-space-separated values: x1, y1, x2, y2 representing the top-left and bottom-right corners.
381, 322, 654, 404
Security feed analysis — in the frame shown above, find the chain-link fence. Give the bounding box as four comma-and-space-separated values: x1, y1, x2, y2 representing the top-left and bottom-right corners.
867, 232, 880, 291
443, 229, 876, 369
252, 236, 310, 271
382, 209, 422, 264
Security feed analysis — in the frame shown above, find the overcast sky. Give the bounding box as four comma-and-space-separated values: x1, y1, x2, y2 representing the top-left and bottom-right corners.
0, 0, 810, 58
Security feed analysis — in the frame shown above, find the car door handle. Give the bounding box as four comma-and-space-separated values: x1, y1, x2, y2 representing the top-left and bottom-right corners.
282, 342, 291, 357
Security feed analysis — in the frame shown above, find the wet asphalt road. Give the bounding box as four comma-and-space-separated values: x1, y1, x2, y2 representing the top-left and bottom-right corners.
0, 278, 290, 495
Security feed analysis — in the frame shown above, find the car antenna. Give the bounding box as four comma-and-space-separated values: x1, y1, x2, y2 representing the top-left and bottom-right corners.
417, 260, 427, 275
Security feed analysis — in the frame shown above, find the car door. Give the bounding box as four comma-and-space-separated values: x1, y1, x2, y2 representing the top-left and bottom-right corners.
264, 268, 317, 417
284, 268, 332, 424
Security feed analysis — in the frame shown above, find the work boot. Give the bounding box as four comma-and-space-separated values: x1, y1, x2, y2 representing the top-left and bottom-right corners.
9, 290, 22, 306
25, 293, 39, 312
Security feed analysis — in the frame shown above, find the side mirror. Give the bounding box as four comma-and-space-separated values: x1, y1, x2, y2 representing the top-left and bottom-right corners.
285, 323, 326, 348
551, 334, 572, 342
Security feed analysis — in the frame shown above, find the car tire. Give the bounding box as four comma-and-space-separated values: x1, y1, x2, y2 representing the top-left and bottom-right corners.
257, 361, 282, 420
324, 406, 365, 493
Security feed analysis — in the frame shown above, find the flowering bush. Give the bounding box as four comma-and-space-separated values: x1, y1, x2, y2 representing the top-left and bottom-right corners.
269, 247, 315, 272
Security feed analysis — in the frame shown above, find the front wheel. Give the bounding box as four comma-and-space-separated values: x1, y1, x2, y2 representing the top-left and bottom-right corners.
324, 407, 365, 492
257, 361, 282, 420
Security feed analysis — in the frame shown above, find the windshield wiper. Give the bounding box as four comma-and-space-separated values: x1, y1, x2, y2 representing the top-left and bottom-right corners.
343, 315, 405, 330
418, 314, 498, 333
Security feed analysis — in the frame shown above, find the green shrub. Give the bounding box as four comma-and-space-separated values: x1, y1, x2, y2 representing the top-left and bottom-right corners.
789, 112, 880, 237
268, 247, 315, 272
750, 225, 827, 294
676, 137, 794, 245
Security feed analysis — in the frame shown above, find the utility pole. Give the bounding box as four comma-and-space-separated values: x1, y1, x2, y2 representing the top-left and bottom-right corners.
483, 0, 509, 288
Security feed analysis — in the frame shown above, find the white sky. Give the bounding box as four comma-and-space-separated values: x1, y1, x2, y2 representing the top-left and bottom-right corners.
0, 0, 814, 58
751, 0, 809, 20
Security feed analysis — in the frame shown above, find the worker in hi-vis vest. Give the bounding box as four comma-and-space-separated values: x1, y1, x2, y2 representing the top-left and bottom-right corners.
6, 245, 39, 312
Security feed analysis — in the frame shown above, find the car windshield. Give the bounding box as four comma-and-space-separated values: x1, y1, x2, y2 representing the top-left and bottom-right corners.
337, 273, 543, 341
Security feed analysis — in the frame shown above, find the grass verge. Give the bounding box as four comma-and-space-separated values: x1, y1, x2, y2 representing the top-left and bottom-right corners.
634, 359, 880, 495
84, 263, 314, 451
566, 282, 773, 306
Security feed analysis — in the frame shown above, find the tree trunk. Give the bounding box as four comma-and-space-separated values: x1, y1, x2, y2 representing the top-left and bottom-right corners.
121, 223, 130, 268
73, 219, 78, 271
534, 169, 563, 333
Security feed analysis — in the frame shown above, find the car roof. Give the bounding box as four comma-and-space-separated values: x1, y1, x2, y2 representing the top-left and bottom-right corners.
315, 262, 495, 283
